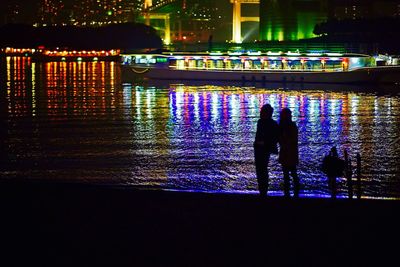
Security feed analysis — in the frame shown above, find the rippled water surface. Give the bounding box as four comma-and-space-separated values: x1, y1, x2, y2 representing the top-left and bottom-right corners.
1, 57, 400, 198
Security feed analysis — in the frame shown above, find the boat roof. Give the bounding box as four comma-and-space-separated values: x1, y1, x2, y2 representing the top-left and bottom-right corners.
122, 52, 371, 59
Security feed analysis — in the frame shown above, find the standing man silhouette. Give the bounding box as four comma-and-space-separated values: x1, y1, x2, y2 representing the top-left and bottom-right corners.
254, 104, 279, 196
278, 108, 300, 198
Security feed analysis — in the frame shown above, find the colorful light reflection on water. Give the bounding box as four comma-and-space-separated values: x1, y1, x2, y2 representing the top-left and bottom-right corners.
1, 58, 400, 199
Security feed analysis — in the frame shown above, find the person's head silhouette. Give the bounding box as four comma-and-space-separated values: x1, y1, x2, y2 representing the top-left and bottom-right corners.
280, 108, 292, 123
260, 104, 273, 119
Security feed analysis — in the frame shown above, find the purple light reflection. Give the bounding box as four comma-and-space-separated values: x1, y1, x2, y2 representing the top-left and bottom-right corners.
2, 59, 400, 199
161, 86, 400, 198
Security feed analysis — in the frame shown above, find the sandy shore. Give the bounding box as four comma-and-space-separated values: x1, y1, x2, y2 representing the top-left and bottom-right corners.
0, 180, 399, 266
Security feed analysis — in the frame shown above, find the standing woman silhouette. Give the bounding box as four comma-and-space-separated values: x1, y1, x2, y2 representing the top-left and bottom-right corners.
278, 108, 300, 198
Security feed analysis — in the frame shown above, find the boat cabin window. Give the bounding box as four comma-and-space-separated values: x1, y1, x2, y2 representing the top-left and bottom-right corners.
123, 53, 372, 72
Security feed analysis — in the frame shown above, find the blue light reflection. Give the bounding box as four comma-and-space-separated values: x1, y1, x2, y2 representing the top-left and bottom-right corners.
2, 59, 400, 199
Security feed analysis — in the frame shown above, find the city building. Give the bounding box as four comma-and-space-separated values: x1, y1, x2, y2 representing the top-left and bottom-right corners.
37, 0, 70, 26
3, 0, 400, 44
329, 0, 400, 20
259, 0, 328, 41
259, 0, 400, 42
171, 0, 227, 43
36, 0, 143, 26
144, 0, 228, 43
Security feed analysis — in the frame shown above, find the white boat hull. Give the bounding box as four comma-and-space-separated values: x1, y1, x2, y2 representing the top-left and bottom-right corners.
122, 66, 400, 85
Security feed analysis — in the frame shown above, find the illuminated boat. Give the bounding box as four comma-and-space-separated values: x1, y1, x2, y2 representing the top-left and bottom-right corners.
121, 52, 400, 84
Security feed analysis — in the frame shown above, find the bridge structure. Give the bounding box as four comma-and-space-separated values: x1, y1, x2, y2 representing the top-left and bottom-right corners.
142, 0, 174, 45
230, 0, 260, 43
142, 0, 260, 45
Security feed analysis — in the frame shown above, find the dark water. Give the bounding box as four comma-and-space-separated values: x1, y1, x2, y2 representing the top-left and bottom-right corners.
1, 57, 400, 198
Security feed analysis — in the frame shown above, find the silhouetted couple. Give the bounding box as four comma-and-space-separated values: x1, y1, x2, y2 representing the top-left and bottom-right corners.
254, 104, 299, 197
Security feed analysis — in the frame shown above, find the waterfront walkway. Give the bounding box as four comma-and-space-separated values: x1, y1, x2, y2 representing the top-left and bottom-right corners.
0, 180, 399, 266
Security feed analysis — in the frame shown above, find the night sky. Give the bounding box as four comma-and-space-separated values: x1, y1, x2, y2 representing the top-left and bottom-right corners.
0, 0, 40, 24
0, 0, 245, 25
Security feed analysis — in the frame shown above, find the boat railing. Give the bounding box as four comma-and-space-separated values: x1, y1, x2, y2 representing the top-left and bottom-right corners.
169, 66, 346, 72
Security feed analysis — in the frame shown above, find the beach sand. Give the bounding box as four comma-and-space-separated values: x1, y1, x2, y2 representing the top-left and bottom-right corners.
0, 180, 399, 266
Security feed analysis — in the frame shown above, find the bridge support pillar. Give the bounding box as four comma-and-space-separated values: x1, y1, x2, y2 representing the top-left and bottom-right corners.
164, 14, 171, 45
146, 13, 171, 45
144, 0, 152, 9
232, 1, 242, 43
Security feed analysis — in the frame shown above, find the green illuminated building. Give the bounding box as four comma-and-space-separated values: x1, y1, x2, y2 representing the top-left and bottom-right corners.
259, 0, 328, 41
